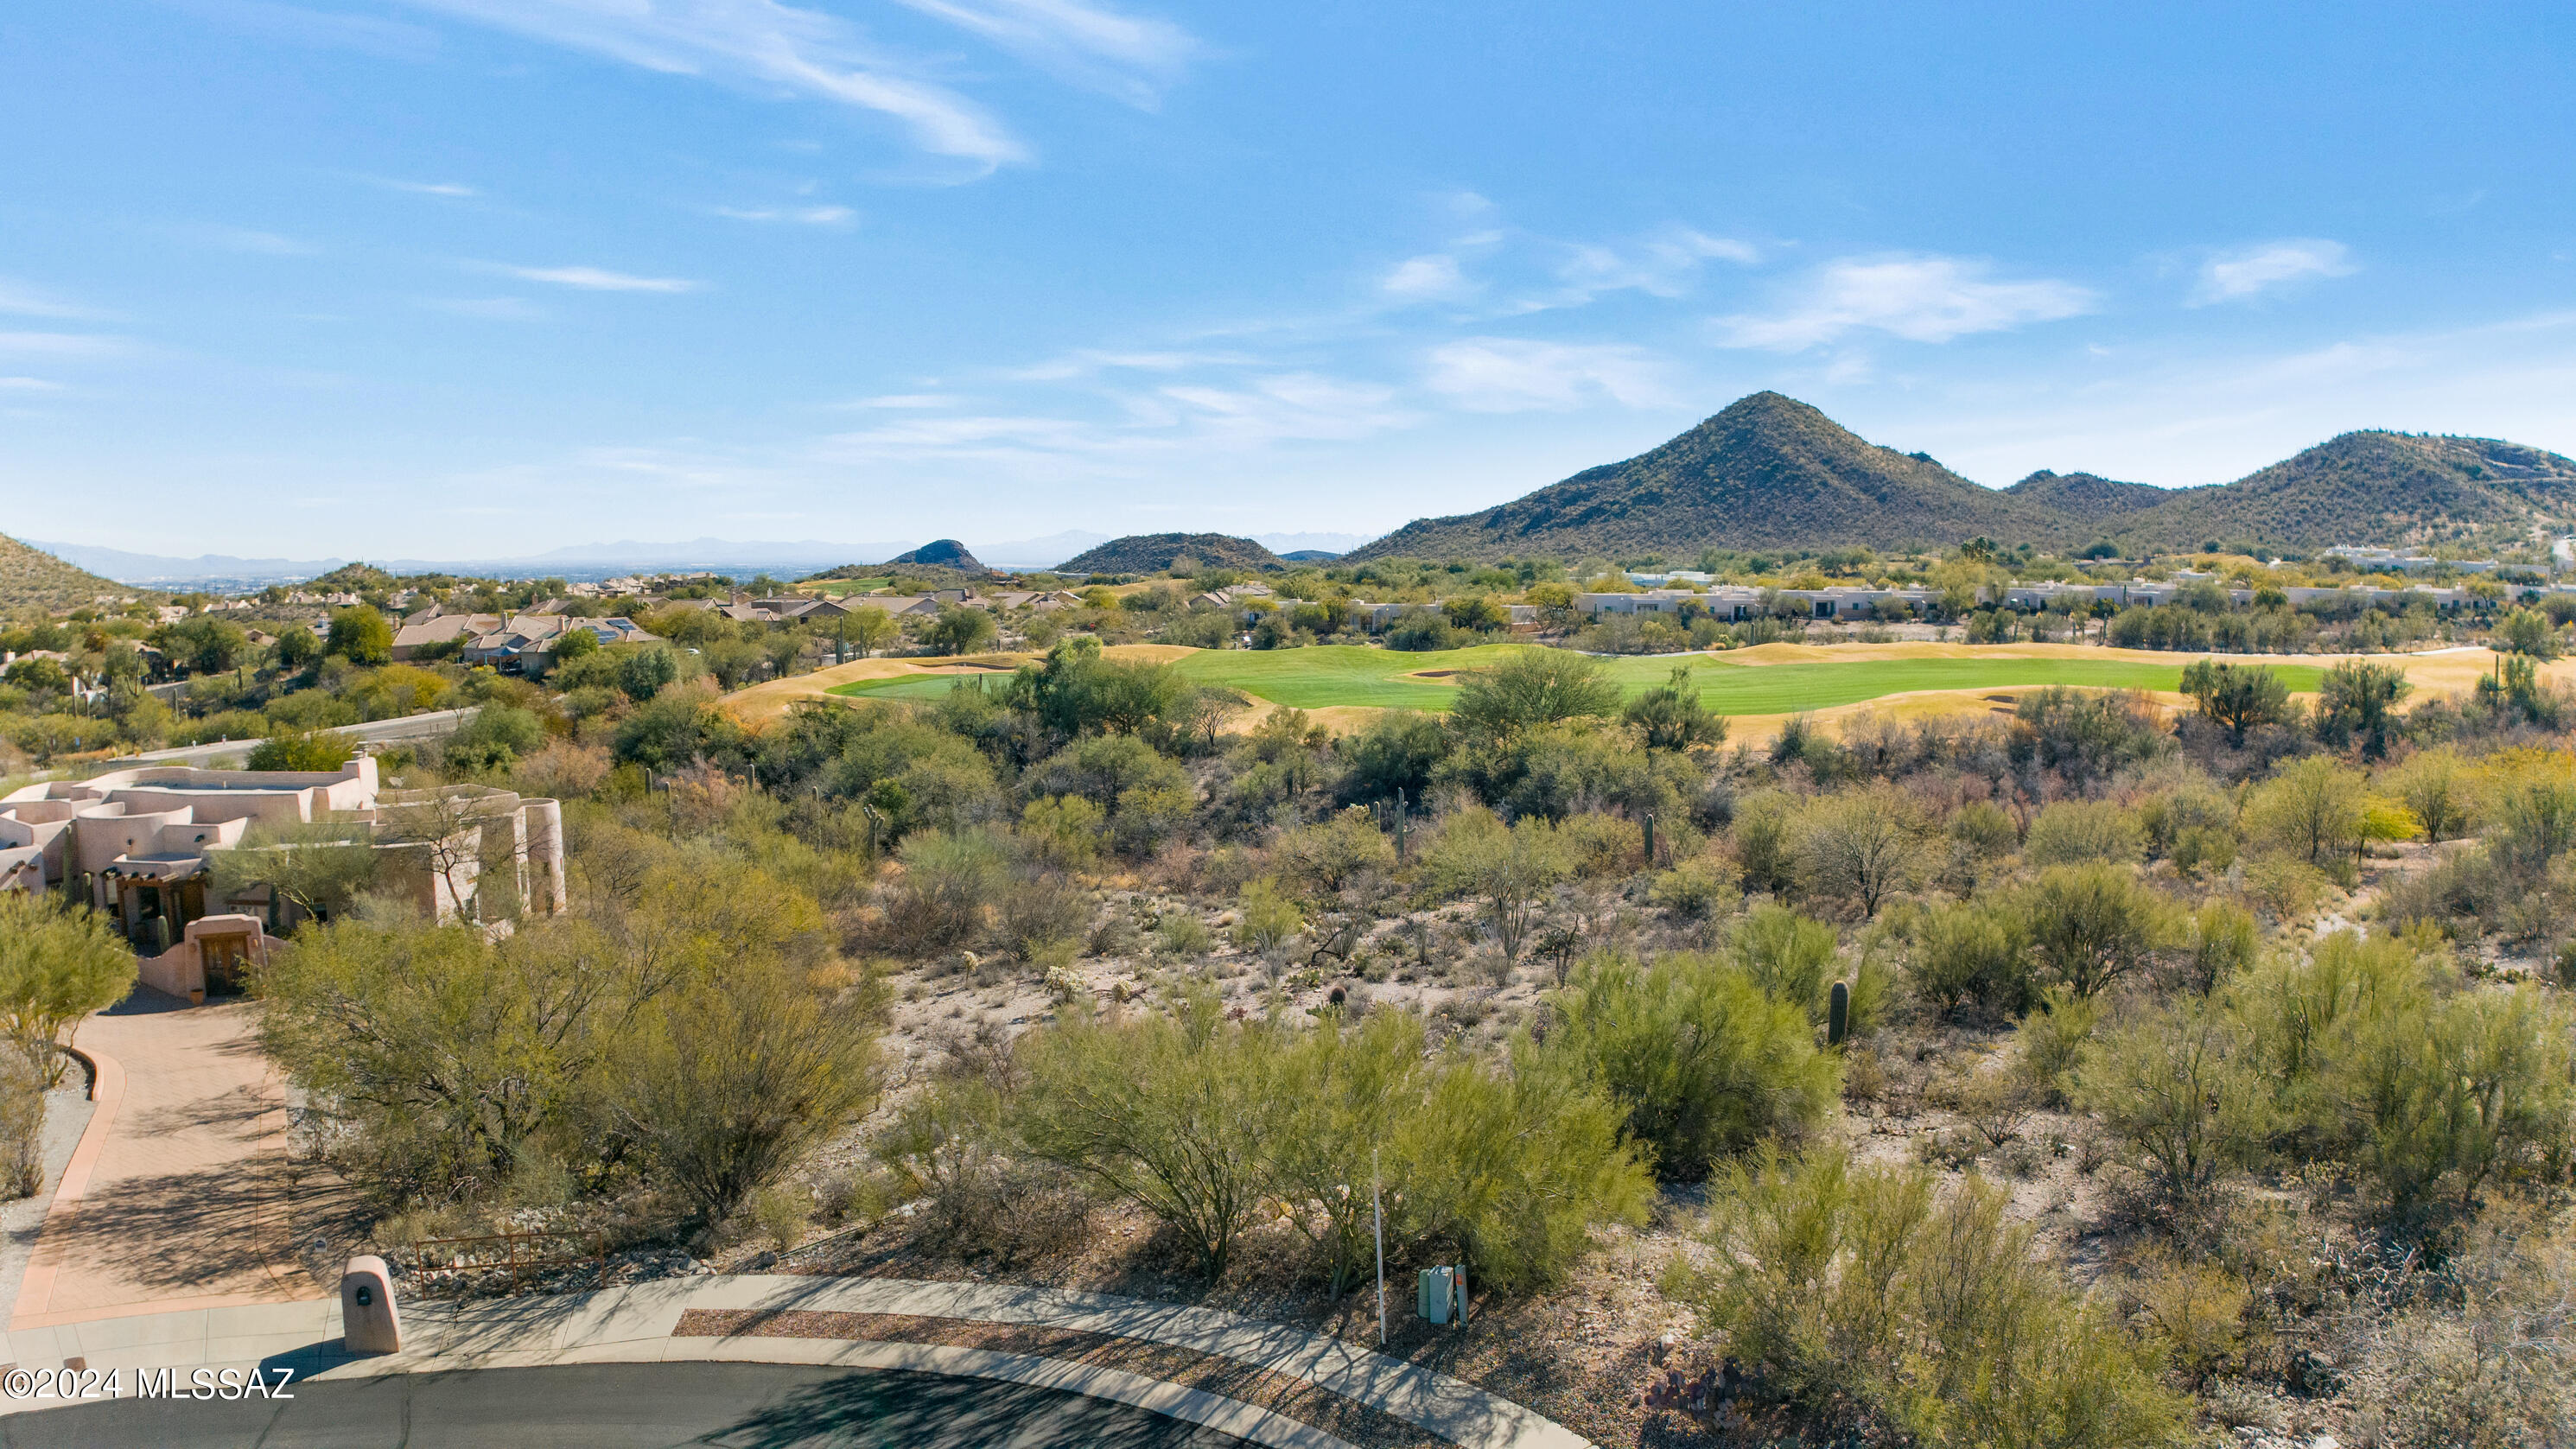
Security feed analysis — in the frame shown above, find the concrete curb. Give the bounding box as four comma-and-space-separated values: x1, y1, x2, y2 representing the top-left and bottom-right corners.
0, 1275, 1593, 1446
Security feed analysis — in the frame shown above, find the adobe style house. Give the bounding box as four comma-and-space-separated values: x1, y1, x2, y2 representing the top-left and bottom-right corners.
0, 758, 567, 993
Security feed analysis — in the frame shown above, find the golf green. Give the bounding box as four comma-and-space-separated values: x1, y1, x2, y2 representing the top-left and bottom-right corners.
824, 645, 2325, 717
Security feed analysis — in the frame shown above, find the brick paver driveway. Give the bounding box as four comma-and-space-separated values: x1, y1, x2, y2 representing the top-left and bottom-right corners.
9, 991, 332, 1329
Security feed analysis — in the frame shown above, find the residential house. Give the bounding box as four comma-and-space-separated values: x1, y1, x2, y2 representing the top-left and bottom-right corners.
2, 758, 567, 996
459, 615, 658, 672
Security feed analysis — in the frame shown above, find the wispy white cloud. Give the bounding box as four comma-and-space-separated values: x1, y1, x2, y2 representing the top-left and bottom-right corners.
1148, 373, 1409, 445
1007, 347, 1252, 380
0, 377, 65, 392
1714, 253, 2096, 350
714, 204, 856, 225
1550, 228, 1759, 305
201, 226, 318, 256
0, 332, 130, 358
389, 0, 1194, 170
888, 0, 1200, 109
1424, 338, 1678, 412
498, 264, 699, 293
0, 281, 99, 321
855, 392, 959, 407
375, 178, 477, 197
2190, 238, 2357, 306
1381, 253, 1474, 302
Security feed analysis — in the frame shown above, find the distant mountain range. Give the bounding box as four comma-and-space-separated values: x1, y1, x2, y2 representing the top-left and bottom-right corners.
23, 529, 1377, 587
1350, 392, 2576, 562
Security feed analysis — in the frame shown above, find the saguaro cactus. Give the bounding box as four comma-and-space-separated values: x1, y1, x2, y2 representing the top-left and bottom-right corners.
1828, 980, 1850, 1046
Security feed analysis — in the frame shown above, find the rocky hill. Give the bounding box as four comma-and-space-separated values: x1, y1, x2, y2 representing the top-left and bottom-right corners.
1351, 393, 2046, 561
2100, 432, 2576, 554
1057, 532, 1286, 575
1349, 394, 2576, 561
0, 532, 143, 611
2004, 470, 2172, 518
886, 539, 985, 571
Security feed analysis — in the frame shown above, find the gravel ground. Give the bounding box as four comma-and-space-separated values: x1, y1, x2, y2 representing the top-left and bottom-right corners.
0, 1073, 101, 1321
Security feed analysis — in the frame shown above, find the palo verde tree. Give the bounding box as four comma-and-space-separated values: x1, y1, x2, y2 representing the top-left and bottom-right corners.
2179, 659, 2290, 747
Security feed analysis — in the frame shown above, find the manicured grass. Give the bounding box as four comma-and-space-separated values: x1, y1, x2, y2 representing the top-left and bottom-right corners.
801, 577, 894, 597
826, 644, 2328, 716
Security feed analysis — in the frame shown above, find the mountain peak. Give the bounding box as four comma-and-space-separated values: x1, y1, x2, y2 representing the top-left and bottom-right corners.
1346, 398, 2576, 562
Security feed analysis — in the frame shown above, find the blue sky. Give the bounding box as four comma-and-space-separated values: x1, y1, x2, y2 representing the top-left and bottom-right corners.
4, 0, 2573, 559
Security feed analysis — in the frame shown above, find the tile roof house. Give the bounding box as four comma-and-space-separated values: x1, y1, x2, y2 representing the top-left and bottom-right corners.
459, 615, 658, 672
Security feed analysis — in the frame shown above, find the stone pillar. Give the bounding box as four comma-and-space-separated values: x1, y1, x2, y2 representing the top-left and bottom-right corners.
340, 1255, 401, 1354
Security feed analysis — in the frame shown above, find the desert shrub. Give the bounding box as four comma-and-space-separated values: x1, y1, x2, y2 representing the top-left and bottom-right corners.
1333, 710, 1450, 806
2245, 755, 2369, 870
1272, 808, 1396, 896
1728, 789, 1799, 895
2015, 862, 2181, 998
2075, 995, 2269, 1204
512, 740, 613, 801
2179, 899, 2259, 993
992, 869, 1091, 963
1393, 1040, 1653, 1291
1730, 903, 1838, 1020
2230, 931, 2576, 1223
1423, 807, 1574, 963
1909, 899, 2036, 1018
881, 829, 1009, 956
2385, 746, 2476, 842
1679, 1149, 2187, 1447
1019, 794, 1105, 870
1011, 989, 1285, 1278
1793, 781, 1930, 916
877, 1057, 1091, 1263
0, 1047, 43, 1199
1154, 912, 1216, 956
2011, 686, 2172, 787
1232, 877, 1305, 953
1266, 1009, 1435, 1295
1547, 950, 1838, 1179
0, 893, 136, 1084
2023, 798, 2145, 866
1649, 853, 1740, 919
2128, 1253, 2256, 1389
1946, 798, 2019, 863
441, 705, 547, 773
2013, 988, 2101, 1104
248, 729, 358, 772
1556, 810, 1643, 879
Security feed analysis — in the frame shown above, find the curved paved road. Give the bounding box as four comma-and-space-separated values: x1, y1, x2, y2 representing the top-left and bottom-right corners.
5, 1362, 1252, 1448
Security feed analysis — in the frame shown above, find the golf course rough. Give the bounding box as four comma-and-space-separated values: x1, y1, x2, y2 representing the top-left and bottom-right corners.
823, 643, 2328, 716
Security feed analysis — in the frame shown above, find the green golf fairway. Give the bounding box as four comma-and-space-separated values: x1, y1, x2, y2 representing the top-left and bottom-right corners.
825, 645, 2326, 716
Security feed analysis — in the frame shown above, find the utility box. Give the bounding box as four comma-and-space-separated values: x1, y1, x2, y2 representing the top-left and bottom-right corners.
1417, 1265, 1469, 1325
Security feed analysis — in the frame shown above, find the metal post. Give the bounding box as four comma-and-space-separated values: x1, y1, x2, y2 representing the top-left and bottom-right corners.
1373, 1147, 1386, 1347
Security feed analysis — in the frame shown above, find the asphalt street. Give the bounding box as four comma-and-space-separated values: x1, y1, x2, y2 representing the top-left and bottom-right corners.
3, 1362, 1253, 1448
